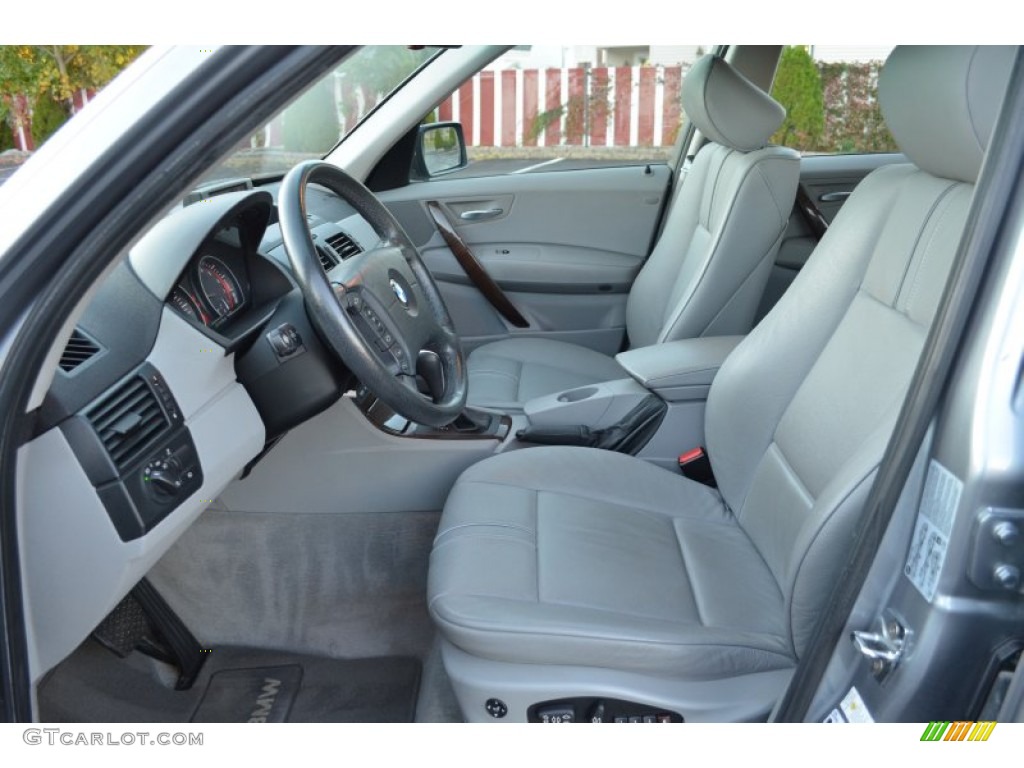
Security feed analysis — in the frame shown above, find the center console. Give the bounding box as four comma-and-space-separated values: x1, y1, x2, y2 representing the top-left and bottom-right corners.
517, 336, 744, 469
348, 334, 745, 468
353, 384, 513, 441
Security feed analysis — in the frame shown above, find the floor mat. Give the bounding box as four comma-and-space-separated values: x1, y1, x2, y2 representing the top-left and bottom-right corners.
39, 641, 421, 723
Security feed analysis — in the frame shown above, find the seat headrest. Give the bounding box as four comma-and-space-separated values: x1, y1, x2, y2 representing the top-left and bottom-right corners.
682, 55, 785, 151
880, 46, 1018, 183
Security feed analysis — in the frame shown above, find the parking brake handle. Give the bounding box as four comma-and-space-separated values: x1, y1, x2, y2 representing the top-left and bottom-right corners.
517, 396, 667, 455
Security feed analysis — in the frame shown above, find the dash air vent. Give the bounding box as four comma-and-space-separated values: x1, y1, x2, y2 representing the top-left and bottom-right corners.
59, 329, 101, 373
87, 375, 171, 470
325, 231, 362, 261
315, 244, 337, 272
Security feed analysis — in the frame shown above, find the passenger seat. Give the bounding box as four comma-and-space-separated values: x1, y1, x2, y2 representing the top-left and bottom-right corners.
466, 54, 801, 411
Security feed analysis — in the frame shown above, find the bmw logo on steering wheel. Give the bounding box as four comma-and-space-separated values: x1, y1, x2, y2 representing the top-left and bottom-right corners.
390, 278, 409, 307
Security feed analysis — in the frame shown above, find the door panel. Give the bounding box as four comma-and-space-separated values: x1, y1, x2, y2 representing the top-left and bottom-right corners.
800, 153, 905, 222
756, 152, 907, 320
422, 242, 639, 294
379, 164, 670, 353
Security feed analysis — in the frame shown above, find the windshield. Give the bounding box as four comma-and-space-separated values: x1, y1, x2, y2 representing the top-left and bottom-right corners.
198, 45, 438, 185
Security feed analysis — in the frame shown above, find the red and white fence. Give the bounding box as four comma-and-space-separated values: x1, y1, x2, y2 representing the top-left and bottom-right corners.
436, 65, 688, 149
4, 67, 687, 155
256, 65, 690, 153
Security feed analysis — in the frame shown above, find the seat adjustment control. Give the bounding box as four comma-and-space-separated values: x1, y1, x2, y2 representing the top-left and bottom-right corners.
528, 697, 682, 723
485, 698, 507, 719
536, 705, 575, 723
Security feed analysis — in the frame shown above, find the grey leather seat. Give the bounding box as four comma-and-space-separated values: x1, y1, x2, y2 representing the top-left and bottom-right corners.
467, 54, 800, 411
429, 46, 1017, 722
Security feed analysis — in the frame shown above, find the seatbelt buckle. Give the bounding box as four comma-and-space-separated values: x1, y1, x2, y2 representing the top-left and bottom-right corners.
678, 447, 717, 488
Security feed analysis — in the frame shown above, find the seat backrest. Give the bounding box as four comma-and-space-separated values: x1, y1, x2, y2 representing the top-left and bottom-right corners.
705, 46, 1018, 657
625, 55, 800, 348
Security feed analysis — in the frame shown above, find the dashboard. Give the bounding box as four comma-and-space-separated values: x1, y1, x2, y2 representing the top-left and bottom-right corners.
18, 181, 373, 681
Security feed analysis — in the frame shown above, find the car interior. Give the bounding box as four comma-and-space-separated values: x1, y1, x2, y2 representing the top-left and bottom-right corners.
11, 44, 1020, 723
464, 52, 800, 412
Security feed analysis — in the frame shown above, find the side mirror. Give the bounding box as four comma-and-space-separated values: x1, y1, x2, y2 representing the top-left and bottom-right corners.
412, 122, 468, 179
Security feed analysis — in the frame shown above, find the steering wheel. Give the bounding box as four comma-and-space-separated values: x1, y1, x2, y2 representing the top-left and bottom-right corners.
279, 160, 467, 428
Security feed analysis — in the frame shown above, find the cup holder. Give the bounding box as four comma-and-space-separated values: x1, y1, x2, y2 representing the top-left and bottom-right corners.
556, 386, 598, 403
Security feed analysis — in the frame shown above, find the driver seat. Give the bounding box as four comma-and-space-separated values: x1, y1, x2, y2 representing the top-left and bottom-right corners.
427, 46, 1017, 722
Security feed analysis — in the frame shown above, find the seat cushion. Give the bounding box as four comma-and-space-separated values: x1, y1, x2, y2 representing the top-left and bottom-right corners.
466, 337, 627, 411
428, 446, 794, 680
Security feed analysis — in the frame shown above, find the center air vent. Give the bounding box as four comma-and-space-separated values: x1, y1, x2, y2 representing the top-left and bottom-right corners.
59, 329, 101, 373
325, 231, 362, 261
316, 245, 337, 272
87, 375, 171, 470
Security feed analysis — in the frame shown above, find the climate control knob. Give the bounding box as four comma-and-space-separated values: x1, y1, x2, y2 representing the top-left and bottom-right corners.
143, 457, 184, 499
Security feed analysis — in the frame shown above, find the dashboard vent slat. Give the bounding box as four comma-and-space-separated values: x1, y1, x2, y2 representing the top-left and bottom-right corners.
59, 329, 101, 373
325, 231, 362, 261
315, 245, 337, 272
87, 376, 171, 470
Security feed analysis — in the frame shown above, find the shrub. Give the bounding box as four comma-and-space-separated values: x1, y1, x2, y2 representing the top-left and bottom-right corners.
770, 46, 825, 149
31, 95, 69, 146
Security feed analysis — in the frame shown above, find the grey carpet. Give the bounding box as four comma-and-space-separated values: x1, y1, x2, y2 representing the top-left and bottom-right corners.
86, 507, 459, 722
146, 508, 439, 661
39, 640, 420, 723
414, 637, 464, 723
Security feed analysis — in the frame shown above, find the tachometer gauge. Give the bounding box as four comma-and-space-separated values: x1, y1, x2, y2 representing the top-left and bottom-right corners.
170, 286, 209, 325
198, 256, 243, 320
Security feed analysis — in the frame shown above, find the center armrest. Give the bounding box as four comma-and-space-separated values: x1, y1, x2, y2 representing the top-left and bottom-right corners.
615, 336, 744, 401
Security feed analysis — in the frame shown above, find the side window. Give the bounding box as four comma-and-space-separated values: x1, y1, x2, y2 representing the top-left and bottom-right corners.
429, 45, 713, 179
770, 45, 898, 154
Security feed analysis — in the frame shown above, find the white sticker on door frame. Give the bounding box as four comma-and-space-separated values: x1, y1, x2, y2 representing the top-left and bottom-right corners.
905, 459, 962, 602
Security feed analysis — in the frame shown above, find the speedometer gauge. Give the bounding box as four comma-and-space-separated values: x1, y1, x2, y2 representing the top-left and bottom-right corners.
198, 256, 243, 319
170, 287, 209, 325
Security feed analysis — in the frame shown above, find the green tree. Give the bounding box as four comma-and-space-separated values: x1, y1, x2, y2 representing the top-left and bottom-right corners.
770, 45, 825, 149
0, 46, 38, 145
7, 46, 144, 104
0, 46, 144, 148
1, 46, 144, 105
0, 46, 38, 99
31, 95, 69, 145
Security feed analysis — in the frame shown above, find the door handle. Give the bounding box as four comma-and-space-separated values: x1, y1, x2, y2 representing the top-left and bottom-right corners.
460, 208, 503, 221
819, 191, 851, 203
